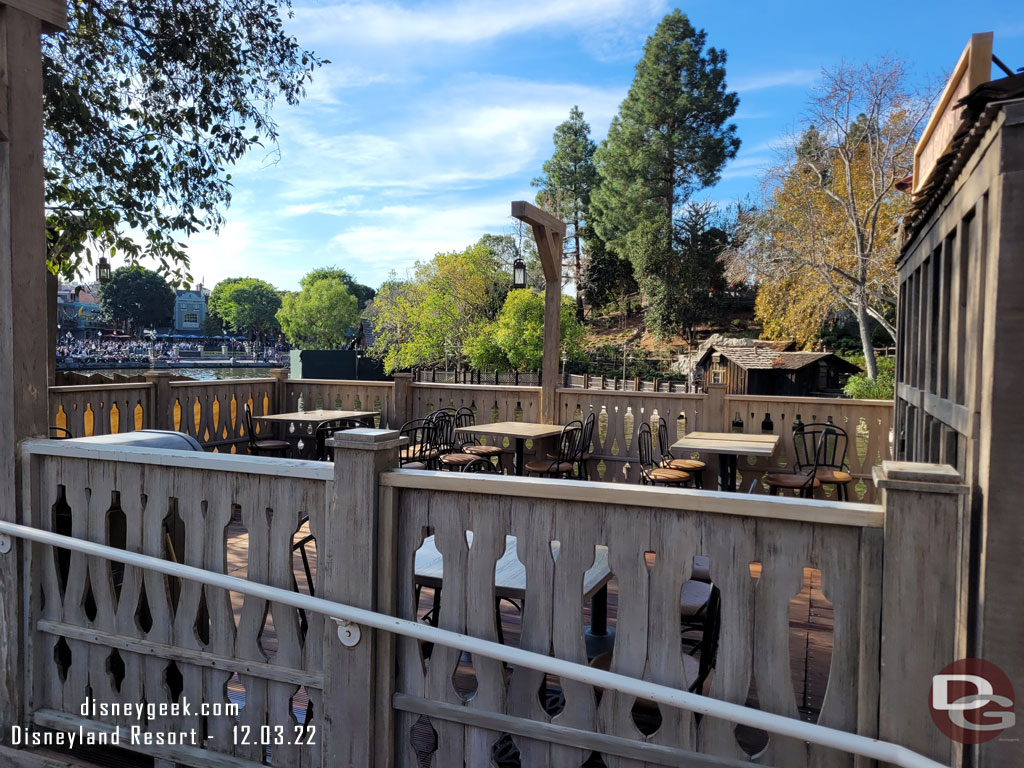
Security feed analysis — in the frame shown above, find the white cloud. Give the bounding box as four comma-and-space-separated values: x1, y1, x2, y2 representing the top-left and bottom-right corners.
730, 68, 818, 93
291, 0, 664, 48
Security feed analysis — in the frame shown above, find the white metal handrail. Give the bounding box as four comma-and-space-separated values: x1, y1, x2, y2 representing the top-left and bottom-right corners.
0, 520, 947, 768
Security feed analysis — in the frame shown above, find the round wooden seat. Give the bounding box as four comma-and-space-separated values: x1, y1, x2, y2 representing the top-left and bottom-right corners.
439, 452, 478, 468
647, 467, 690, 484
815, 468, 853, 484
765, 471, 820, 489
252, 439, 289, 453
548, 451, 592, 461
465, 444, 503, 458
661, 458, 706, 471
402, 461, 428, 470
525, 459, 574, 475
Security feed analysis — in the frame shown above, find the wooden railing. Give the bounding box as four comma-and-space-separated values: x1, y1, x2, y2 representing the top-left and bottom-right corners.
13, 435, 966, 767
170, 378, 279, 451
384, 470, 884, 767
50, 382, 154, 437
21, 439, 333, 767
47, 375, 894, 496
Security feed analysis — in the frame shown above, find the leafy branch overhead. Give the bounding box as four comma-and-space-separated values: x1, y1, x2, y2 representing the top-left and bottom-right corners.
43, 0, 324, 282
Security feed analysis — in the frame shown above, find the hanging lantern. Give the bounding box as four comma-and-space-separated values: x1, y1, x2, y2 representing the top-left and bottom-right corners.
512, 257, 527, 290
96, 256, 112, 284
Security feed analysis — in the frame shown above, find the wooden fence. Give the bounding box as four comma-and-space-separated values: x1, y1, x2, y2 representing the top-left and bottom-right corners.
11, 435, 966, 767
47, 374, 894, 497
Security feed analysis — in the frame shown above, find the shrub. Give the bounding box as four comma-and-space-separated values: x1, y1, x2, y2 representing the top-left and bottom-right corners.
843, 355, 895, 400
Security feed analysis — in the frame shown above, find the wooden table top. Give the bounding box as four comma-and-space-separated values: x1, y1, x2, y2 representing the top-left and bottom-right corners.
254, 409, 379, 423
672, 431, 781, 457
457, 421, 565, 440
415, 534, 610, 600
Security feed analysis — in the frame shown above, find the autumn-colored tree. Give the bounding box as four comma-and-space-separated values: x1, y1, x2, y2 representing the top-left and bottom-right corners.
726, 59, 933, 378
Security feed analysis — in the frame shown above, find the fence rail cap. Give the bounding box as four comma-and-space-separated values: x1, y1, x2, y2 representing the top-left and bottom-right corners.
381, 469, 885, 527
20, 438, 334, 480
873, 461, 968, 494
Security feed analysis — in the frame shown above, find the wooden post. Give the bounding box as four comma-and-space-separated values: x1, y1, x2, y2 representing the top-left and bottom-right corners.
392, 372, 412, 427
873, 461, 967, 765
143, 371, 172, 430
512, 201, 565, 424
321, 428, 404, 766
0, 0, 66, 748
267, 367, 289, 414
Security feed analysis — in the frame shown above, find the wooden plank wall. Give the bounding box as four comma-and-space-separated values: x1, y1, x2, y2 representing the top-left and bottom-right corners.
23, 444, 331, 767
383, 472, 884, 768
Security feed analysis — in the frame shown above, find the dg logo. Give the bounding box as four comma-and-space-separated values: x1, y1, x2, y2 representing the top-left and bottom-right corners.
930, 658, 1016, 744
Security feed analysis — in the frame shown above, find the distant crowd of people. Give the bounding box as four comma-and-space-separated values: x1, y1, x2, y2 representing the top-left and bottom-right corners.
56, 337, 289, 367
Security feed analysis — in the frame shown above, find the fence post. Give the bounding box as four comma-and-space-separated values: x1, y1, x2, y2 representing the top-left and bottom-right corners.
873, 461, 967, 765
703, 382, 726, 433
267, 367, 289, 415
143, 371, 172, 430
321, 428, 404, 766
393, 372, 412, 427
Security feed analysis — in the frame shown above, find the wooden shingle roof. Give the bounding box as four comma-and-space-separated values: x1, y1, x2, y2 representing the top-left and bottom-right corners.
699, 346, 860, 373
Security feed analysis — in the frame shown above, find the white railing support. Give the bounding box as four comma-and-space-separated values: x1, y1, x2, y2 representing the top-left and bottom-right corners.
0, 520, 948, 768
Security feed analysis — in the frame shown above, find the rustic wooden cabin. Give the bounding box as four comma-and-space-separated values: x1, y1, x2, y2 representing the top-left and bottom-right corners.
694, 344, 860, 396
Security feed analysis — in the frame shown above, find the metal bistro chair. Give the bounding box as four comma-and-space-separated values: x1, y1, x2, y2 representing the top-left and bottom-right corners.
637, 422, 690, 487
548, 411, 596, 480
765, 423, 831, 498
430, 409, 478, 471
455, 406, 505, 470
48, 426, 73, 439
398, 419, 438, 470
525, 420, 582, 479
462, 457, 502, 474
804, 421, 853, 500
657, 416, 705, 489
314, 418, 368, 461
244, 402, 289, 457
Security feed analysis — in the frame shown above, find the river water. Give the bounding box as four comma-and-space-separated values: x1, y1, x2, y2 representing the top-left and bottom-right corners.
69, 367, 280, 382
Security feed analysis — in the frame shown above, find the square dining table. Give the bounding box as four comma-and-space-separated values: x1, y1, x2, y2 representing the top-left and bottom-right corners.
671, 431, 780, 492
455, 421, 565, 476
254, 409, 379, 458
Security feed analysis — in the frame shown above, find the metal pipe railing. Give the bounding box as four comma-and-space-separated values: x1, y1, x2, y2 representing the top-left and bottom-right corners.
0, 520, 948, 768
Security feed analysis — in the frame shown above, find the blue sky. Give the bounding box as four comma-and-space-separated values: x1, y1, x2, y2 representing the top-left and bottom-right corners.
181, 1, 1024, 292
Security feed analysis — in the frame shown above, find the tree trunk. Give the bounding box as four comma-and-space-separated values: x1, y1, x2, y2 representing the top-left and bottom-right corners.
856, 301, 878, 380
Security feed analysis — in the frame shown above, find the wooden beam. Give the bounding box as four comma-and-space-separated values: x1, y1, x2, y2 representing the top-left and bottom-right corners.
2, 0, 65, 31
512, 201, 565, 423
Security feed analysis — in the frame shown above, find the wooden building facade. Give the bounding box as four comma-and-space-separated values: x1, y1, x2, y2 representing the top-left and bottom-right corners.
896, 67, 1024, 768
695, 345, 859, 397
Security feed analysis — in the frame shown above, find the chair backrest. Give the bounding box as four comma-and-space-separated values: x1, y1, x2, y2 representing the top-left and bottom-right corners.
426, 409, 457, 453
580, 411, 596, 456
399, 419, 436, 465
48, 426, 73, 440
637, 422, 655, 471
793, 422, 848, 472
555, 420, 583, 466
657, 416, 671, 462
315, 418, 366, 461
463, 457, 500, 474
455, 407, 475, 429
243, 402, 257, 447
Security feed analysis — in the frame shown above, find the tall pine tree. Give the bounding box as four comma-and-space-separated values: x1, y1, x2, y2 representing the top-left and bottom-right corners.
590, 10, 739, 337
532, 106, 598, 321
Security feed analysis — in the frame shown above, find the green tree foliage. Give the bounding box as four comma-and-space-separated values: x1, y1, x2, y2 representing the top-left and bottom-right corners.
369, 244, 508, 373
533, 106, 598, 320
581, 223, 637, 321
208, 278, 281, 340
277, 278, 360, 349
633, 201, 728, 344
298, 267, 376, 310
843, 355, 895, 399
98, 267, 175, 329
43, 0, 324, 281
590, 10, 740, 261
465, 290, 585, 372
